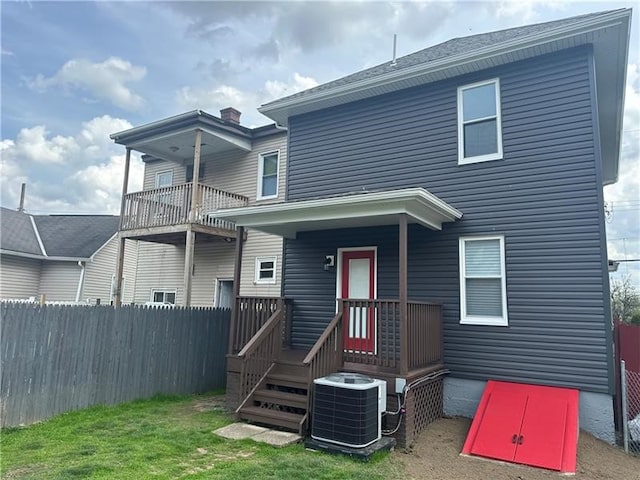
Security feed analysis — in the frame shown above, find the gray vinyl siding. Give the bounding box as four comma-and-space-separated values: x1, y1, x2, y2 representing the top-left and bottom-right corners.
82, 238, 138, 304
283, 46, 611, 394
0, 255, 41, 299
39, 262, 82, 302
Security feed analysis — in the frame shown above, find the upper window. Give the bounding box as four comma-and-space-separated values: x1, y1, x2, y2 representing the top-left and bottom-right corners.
459, 236, 507, 326
257, 151, 279, 200
186, 164, 205, 183
255, 256, 277, 284
155, 170, 173, 188
457, 79, 503, 164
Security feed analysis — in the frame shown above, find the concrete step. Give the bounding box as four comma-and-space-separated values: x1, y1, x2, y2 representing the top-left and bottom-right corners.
253, 389, 308, 410
239, 406, 305, 432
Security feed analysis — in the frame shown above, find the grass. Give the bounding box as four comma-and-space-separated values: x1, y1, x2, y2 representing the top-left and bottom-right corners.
0, 392, 401, 479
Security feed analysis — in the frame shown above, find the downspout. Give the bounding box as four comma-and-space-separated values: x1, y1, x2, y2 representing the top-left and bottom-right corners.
75, 261, 86, 303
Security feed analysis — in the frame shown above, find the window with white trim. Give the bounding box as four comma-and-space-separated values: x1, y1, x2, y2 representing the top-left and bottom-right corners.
150, 289, 176, 305
155, 170, 173, 188
459, 236, 507, 326
458, 79, 503, 164
255, 257, 277, 284
257, 151, 279, 200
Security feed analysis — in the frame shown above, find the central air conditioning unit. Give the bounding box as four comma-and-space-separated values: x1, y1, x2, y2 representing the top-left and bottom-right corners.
311, 372, 387, 448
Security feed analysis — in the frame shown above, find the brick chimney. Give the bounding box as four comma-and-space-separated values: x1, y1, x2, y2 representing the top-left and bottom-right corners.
220, 107, 241, 125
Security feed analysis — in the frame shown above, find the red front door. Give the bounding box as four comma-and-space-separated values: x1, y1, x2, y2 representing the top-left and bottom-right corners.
340, 249, 376, 353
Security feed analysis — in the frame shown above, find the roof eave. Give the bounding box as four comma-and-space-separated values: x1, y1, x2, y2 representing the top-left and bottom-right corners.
259, 10, 630, 124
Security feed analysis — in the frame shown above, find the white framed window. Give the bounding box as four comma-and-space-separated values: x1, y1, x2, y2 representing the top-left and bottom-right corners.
459, 236, 508, 326
457, 78, 503, 164
150, 289, 176, 305
155, 170, 173, 188
255, 256, 277, 284
257, 151, 279, 200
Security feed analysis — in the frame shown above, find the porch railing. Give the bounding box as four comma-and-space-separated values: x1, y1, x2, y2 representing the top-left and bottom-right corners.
339, 298, 443, 372
407, 301, 443, 370
230, 297, 284, 354
236, 303, 285, 404
120, 183, 248, 231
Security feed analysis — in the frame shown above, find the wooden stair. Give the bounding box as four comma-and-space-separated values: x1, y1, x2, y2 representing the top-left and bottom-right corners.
236, 352, 310, 435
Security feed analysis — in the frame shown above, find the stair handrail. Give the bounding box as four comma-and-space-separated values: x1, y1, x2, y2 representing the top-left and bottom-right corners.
303, 307, 344, 390
237, 305, 284, 402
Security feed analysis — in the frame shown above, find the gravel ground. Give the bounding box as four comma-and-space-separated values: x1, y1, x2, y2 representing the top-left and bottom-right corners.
394, 417, 639, 480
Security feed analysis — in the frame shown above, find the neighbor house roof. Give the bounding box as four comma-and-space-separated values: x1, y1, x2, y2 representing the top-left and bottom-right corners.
33, 215, 120, 259
0, 207, 43, 256
259, 9, 631, 185
0, 207, 119, 261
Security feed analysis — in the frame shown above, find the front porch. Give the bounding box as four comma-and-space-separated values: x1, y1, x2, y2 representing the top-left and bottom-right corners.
218, 188, 462, 446
225, 296, 445, 446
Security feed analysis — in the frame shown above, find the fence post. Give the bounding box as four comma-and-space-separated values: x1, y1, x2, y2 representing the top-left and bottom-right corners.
622, 359, 629, 453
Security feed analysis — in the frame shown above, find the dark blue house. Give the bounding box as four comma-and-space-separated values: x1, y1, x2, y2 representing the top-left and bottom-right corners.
218, 9, 631, 446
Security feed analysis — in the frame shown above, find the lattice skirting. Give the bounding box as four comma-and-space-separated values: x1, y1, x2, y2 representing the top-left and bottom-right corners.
386, 374, 444, 448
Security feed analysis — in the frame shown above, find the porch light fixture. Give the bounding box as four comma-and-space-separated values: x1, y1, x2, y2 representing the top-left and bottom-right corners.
324, 255, 335, 271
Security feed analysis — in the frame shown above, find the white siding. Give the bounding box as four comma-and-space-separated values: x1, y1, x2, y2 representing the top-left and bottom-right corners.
140, 132, 287, 207
83, 238, 138, 304
132, 242, 186, 305
0, 255, 42, 299
39, 262, 81, 302
240, 230, 283, 298
134, 131, 288, 305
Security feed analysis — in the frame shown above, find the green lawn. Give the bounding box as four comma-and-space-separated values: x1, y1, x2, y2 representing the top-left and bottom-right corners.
1, 393, 401, 479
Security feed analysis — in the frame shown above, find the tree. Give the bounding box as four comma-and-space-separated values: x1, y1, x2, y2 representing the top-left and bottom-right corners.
610, 275, 640, 323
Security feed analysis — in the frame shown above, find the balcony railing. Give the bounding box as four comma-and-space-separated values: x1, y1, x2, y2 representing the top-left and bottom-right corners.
121, 183, 248, 232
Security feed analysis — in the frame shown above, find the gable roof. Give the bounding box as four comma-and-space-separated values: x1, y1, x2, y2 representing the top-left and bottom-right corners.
0, 207, 119, 260
0, 207, 43, 256
259, 9, 631, 185
32, 215, 120, 259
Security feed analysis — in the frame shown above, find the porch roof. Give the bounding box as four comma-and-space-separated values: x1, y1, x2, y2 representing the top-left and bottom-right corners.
212, 188, 462, 238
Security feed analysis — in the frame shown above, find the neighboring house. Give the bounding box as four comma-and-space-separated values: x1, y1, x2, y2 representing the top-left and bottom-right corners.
216, 9, 631, 446
110, 108, 286, 307
0, 208, 136, 304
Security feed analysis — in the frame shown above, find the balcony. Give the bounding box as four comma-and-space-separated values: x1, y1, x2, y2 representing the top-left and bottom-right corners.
120, 182, 248, 243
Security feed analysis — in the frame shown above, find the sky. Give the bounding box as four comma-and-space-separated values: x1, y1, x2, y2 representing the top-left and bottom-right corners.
1, 0, 639, 286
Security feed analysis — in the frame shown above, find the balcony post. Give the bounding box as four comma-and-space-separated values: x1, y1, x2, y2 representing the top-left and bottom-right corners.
399, 213, 408, 375
228, 225, 245, 353
183, 227, 195, 307
189, 129, 202, 222
114, 147, 131, 308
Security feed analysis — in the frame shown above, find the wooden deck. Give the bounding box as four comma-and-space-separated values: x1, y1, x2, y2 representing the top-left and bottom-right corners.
120, 183, 247, 241
227, 296, 444, 439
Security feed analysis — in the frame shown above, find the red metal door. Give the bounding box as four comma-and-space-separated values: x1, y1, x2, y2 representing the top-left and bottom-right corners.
341, 249, 376, 353
514, 392, 568, 470
468, 384, 528, 462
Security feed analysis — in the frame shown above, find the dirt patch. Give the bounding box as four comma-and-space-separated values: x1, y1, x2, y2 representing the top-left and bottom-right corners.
193, 395, 228, 413
395, 417, 639, 479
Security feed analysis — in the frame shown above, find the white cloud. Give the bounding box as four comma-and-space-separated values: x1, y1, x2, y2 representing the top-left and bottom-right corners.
176, 73, 318, 126
0, 116, 143, 214
496, 1, 567, 22
264, 73, 318, 100
1, 48, 14, 56
27, 57, 147, 111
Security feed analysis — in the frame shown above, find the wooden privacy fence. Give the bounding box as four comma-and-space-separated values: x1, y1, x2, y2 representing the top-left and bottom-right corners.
0, 302, 230, 427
